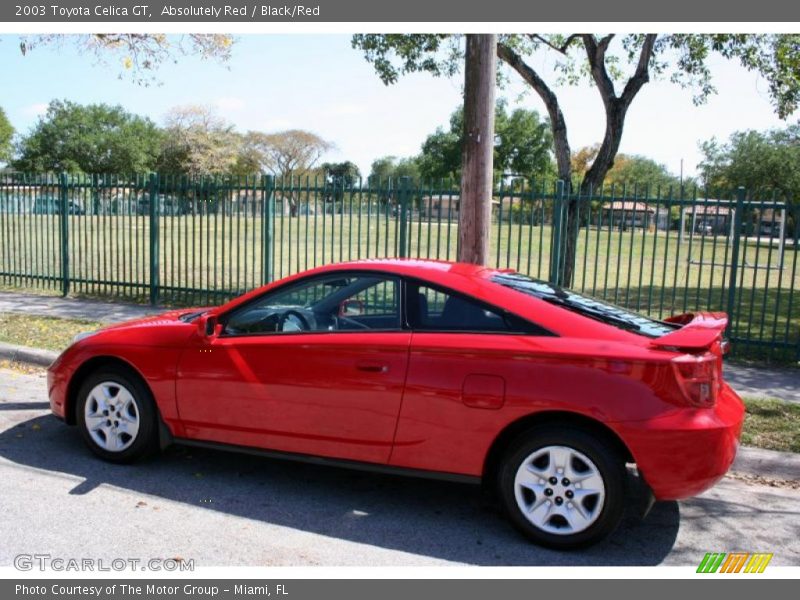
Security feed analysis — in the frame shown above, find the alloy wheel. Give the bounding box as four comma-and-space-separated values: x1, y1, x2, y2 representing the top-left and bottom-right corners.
83, 381, 140, 452
513, 445, 606, 535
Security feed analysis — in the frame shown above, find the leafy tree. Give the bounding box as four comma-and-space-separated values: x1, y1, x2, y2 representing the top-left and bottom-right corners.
392, 157, 423, 180
699, 124, 800, 237
0, 107, 13, 165
606, 155, 683, 190
242, 130, 333, 180
572, 144, 682, 191
157, 105, 240, 177
495, 104, 554, 180
239, 130, 333, 216
369, 156, 395, 182
369, 155, 421, 183
353, 33, 800, 283
321, 161, 362, 206
18, 34, 234, 86
699, 123, 800, 200
416, 102, 553, 181
230, 138, 263, 178
699, 124, 800, 201
321, 161, 362, 188
14, 100, 163, 173
417, 125, 461, 181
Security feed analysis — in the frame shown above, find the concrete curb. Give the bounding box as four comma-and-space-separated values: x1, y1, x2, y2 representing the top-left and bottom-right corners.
0, 342, 59, 367
731, 446, 800, 480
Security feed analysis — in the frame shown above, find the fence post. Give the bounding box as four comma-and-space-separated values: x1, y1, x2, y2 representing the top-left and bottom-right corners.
262, 175, 274, 284
549, 180, 565, 286
725, 186, 746, 336
148, 173, 160, 306
398, 176, 411, 258
59, 172, 70, 296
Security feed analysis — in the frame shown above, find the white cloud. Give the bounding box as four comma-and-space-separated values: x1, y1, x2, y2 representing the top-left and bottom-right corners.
21, 102, 48, 117
214, 96, 246, 112
261, 118, 293, 131
324, 103, 367, 117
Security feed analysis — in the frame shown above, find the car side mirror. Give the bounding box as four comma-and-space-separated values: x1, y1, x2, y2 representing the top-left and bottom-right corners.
197, 314, 221, 339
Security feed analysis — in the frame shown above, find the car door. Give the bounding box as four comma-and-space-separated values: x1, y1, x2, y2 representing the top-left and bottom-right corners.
176, 272, 411, 464
390, 281, 554, 476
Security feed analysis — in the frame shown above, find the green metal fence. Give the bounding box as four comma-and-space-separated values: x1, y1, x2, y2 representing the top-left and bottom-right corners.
0, 173, 798, 362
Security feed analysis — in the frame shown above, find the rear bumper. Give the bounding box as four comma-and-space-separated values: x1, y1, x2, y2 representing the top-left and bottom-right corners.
615, 383, 744, 500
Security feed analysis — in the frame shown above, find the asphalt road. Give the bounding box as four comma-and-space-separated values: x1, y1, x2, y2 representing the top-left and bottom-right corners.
1, 367, 798, 568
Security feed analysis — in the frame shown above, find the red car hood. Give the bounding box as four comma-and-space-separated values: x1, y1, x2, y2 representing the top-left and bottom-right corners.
99, 307, 211, 332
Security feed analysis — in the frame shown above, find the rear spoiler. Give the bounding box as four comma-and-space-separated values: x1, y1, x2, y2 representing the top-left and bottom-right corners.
650, 312, 728, 351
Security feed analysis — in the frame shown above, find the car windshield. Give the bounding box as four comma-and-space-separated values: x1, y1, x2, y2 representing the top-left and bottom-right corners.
490, 272, 679, 338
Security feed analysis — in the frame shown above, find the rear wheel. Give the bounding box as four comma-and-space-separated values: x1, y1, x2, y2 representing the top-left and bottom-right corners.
76, 367, 159, 463
497, 426, 626, 549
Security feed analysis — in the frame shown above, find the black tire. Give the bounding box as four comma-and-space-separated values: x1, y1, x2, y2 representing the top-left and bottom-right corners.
497, 426, 626, 549
76, 366, 160, 463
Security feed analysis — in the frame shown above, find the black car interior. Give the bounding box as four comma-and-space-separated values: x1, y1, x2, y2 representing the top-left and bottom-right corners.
222, 273, 549, 336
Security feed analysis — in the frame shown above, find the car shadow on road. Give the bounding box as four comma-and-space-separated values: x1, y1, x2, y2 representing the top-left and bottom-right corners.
0, 413, 680, 566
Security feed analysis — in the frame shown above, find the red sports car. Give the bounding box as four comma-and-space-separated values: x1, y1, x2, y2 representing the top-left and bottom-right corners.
47, 259, 744, 548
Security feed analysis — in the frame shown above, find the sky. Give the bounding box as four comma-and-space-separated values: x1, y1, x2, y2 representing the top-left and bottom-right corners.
0, 34, 793, 178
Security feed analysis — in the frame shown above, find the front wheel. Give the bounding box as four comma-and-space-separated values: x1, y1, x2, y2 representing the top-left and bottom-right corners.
497, 427, 626, 549
76, 367, 159, 463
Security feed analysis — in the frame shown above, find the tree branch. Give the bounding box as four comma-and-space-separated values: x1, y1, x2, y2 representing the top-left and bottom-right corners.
496, 41, 572, 179
497, 42, 559, 114
528, 34, 580, 55
597, 34, 615, 54
581, 34, 617, 107
620, 34, 657, 108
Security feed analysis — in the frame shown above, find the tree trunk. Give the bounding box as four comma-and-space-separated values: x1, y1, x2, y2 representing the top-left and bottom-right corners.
551, 109, 575, 284
582, 102, 626, 193
558, 111, 626, 287
559, 101, 627, 287
458, 34, 497, 265
288, 193, 299, 217
496, 41, 573, 279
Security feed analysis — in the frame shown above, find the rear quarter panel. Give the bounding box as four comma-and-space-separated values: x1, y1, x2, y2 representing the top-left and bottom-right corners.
389, 333, 681, 476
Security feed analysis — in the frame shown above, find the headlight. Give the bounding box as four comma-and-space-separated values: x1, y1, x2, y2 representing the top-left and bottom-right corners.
71, 331, 97, 344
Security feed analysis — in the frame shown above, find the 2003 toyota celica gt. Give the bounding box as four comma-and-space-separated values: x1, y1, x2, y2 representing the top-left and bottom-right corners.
48, 259, 744, 548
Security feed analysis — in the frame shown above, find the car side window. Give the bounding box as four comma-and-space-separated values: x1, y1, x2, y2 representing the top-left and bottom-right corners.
407, 282, 545, 334
223, 274, 401, 335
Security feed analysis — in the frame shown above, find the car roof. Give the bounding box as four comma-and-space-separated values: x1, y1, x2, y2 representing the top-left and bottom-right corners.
316, 258, 501, 278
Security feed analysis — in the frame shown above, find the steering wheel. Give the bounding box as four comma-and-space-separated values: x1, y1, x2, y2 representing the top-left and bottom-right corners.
278, 309, 312, 332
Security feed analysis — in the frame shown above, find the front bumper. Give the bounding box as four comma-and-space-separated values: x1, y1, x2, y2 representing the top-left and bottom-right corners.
47, 351, 71, 422
614, 383, 744, 500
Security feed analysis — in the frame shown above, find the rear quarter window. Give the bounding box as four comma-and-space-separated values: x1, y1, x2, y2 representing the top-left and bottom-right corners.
491, 273, 679, 338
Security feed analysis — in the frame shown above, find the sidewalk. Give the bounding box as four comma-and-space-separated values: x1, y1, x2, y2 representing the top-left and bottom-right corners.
1, 290, 798, 402
723, 363, 800, 404
0, 290, 162, 323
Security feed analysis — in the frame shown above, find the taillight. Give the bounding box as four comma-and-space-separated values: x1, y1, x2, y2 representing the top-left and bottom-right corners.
671, 352, 720, 408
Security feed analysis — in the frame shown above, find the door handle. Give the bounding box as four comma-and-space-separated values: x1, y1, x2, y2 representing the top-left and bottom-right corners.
356, 361, 389, 373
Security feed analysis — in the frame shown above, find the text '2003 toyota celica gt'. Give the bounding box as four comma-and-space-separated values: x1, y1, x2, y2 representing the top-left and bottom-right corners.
48, 259, 744, 548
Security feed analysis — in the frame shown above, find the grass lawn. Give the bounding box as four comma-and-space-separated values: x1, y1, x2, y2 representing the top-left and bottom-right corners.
1, 209, 798, 360
741, 397, 800, 453
0, 313, 103, 352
